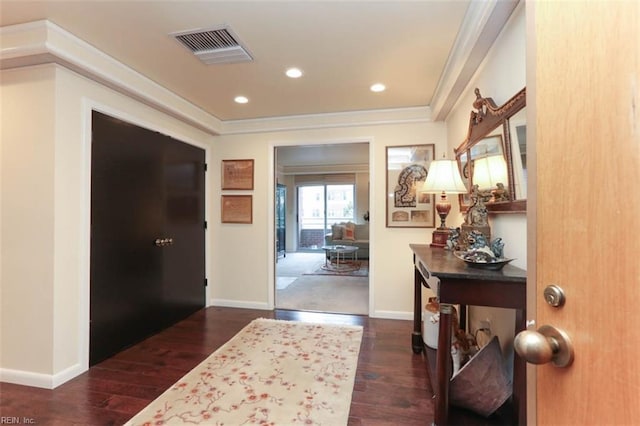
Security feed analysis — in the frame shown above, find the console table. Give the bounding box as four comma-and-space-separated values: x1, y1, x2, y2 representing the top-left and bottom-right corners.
409, 244, 527, 425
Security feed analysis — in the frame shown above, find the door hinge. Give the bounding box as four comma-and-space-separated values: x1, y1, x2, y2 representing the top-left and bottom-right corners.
204, 220, 208, 229
204, 278, 208, 287
204, 163, 208, 172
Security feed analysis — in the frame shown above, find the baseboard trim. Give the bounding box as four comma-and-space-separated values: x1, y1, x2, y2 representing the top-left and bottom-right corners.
210, 299, 271, 310
209, 302, 412, 320
369, 310, 413, 321
0, 363, 85, 389
52, 363, 86, 388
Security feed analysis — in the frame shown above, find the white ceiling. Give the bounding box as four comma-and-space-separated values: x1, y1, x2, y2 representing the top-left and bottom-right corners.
0, 0, 519, 123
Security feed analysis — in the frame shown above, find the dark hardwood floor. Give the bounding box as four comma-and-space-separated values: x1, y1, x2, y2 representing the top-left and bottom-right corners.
0, 307, 433, 425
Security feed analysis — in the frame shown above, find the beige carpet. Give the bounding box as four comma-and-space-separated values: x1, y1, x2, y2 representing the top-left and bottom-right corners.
277, 275, 369, 315
276, 252, 325, 276
275, 252, 369, 315
124, 318, 363, 425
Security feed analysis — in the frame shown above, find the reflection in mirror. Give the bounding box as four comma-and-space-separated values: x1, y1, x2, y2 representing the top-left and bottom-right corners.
508, 107, 527, 199
473, 154, 509, 202
470, 133, 503, 159
470, 133, 510, 203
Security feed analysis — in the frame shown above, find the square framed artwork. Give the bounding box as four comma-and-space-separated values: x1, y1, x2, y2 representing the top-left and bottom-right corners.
385, 144, 436, 228
221, 159, 254, 190
221, 195, 253, 224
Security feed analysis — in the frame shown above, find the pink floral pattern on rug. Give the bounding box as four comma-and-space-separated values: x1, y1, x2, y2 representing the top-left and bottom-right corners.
124, 318, 363, 425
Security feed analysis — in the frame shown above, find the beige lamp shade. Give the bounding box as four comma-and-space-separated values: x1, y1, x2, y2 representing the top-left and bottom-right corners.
422, 159, 467, 246
472, 155, 508, 190
423, 159, 468, 194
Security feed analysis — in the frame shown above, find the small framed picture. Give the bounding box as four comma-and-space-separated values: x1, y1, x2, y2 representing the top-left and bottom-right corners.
221, 195, 252, 224
222, 159, 254, 190
386, 144, 436, 228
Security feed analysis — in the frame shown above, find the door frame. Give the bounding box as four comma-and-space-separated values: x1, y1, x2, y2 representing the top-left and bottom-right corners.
79, 99, 212, 372
268, 138, 373, 313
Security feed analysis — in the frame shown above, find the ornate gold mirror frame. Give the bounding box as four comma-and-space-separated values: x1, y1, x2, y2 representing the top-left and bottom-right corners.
454, 87, 527, 213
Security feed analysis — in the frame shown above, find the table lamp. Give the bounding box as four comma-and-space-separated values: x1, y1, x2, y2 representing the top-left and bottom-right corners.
422, 158, 468, 247
472, 154, 509, 202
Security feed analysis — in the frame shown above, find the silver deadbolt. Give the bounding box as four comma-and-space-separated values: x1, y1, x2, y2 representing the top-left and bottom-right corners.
514, 325, 574, 367
543, 284, 566, 307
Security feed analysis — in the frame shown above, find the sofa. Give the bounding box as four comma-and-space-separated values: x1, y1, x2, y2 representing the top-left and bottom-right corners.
324, 222, 369, 259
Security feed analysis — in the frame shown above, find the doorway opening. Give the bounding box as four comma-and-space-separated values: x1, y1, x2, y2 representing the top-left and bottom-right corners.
274, 142, 369, 316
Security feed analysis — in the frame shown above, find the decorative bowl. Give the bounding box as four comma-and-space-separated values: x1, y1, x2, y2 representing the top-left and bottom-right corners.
454, 250, 515, 270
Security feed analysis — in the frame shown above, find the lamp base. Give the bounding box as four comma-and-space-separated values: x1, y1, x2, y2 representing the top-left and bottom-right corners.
430, 228, 451, 248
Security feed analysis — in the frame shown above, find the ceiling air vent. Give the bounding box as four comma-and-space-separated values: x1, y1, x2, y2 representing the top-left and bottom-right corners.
171, 26, 253, 65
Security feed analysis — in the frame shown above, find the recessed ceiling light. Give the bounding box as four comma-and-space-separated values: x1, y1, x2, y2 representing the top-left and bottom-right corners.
286, 68, 303, 78
370, 83, 386, 92
234, 95, 249, 104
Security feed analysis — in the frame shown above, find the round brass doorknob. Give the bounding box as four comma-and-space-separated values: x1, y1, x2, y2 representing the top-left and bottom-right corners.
514, 325, 574, 368
514, 330, 554, 364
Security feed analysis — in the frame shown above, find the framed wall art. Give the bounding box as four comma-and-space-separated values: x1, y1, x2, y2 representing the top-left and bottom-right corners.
221, 195, 253, 224
386, 144, 436, 228
221, 159, 254, 190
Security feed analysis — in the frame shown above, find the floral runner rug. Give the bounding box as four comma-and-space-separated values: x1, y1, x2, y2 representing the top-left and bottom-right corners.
124, 318, 363, 425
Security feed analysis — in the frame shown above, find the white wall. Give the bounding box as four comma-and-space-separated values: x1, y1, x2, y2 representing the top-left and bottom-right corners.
445, 3, 526, 366
210, 123, 447, 318
1, 66, 56, 378
0, 64, 213, 388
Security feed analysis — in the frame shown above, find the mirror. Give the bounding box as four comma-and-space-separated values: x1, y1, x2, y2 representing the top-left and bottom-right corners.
454, 87, 526, 213
508, 107, 527, 200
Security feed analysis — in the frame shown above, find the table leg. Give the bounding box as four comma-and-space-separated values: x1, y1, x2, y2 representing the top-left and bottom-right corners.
412, 267, 424, 354
435, 303, 453, 426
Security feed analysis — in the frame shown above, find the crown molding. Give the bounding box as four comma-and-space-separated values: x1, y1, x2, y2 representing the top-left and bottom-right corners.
281, 163, 369, 175
429, 0, 520, 121
0, 20, 223, 135
219, 106, 432, 135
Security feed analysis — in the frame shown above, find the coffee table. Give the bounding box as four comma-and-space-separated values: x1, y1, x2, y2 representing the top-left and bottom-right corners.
321, 245, 359, 271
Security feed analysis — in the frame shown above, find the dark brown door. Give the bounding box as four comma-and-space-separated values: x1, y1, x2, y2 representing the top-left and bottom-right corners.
161, 133, 206, 318
90, 111, 205, 365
